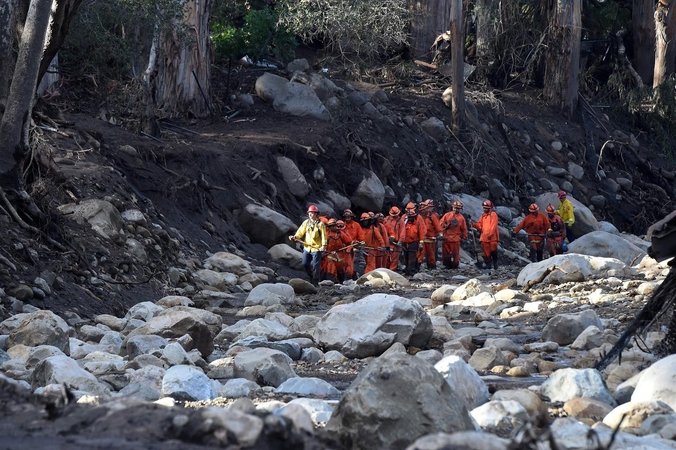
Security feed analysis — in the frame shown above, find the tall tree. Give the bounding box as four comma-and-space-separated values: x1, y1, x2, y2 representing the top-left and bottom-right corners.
0, 0, 53, 185
633, 0, 656, 85
154, 0, 212, 117
654, 0, 676, 87
411, 0, 451, 61
450, 0, 465, 131
543, 0, 581, 117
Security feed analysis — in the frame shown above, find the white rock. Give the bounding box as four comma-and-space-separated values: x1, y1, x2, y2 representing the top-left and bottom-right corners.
245, 283, 297, 307
568, 231, 647, 266
161, 365, 214, 401
275, 376, 340, 396
233, 348, 297, 387
540, 368, 615, 405
32, 355, 110, 397
471, 400, 529, 432
632, 354, 676, 410
217, 378, 260, 398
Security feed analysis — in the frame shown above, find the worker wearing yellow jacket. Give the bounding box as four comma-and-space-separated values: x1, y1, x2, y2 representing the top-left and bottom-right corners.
556, 191, 576, 242
290, 205, 327, 284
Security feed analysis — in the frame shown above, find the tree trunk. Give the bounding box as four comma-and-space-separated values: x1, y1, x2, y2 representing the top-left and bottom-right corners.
450, 0, 465, 131
475, 0, 496, 60
543, 0, 581, 117
155, 0, 212, 117
654, 0, 676, 88
633, 0, 656, 85
410, 0, 452, 62
38, 0, 83, 83
0, 0, 17, 113
0, 0, 52, 182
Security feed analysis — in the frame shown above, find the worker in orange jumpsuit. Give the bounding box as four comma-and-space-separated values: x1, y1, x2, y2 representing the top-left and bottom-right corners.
417, 199, 443, 269
545, 204, 567, 257
360, 212, 386, 273
342, 209, 365, 279
374, 213, 390, 268
383, 206, 402, 271
513, 203, 550, 262
397, 202, 427, 276
440, 200, 468, 269
323, 218, 353, 282
473, 200, 500, 270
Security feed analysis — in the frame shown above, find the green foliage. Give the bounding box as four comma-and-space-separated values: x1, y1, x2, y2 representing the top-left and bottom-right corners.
60, 0, 186, 80
277, 0, 412, 62
212, 7, 296, 62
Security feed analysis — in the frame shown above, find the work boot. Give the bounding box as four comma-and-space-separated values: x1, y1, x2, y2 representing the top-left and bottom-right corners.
491, 251, 499, 269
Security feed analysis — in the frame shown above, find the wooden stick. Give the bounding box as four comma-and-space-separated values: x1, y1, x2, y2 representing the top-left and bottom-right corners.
522, 266, 561, 293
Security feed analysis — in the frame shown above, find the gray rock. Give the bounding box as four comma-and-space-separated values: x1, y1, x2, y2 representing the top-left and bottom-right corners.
255, 72, 331, 121
230, 336, 301, 360
468, 346, 507, 372
268, 244, 303, 270
57, 199, 123, 239
8, 310, 70, 354
435, 355, 489, 410
326, 354, 476, 449
568, 231, 646, 266
567, 162, 584, 180
420, 117, 449, 141
238, 205, 297, 248
313, 294, 432, 358
471, 400, 529, 432
405, 431, 509, 450
125, 301, 164, 322
275, 376, 340, 396
217, 378, 260, 398
32, 355, 110, 397
541, 310, 603, 345
126, 335, 169, 359
277, 156, 310, 199
350, 170, 385, 212
233, 348, 297, 387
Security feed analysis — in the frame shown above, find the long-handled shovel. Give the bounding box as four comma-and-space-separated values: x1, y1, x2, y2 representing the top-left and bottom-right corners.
470, 229, 483, 269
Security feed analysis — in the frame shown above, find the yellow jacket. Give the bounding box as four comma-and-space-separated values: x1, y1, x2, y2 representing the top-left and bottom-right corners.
557, 199, 575, 226
294, 219, 327, 252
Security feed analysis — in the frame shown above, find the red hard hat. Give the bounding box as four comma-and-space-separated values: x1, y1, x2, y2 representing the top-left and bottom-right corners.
546, 204, 556, 213
405, 202, 416, 211
452, 200, 463, 209
375, 212, 384, 219
528, 203, 540, 213
307, 205, 320, 213
389, 206, 400, 216
482, 200, 494, 209
327, 218, 337, 226
558, 190, 567, 199
343, 209, 354, 217
360, 212, 370, 220
336, 220, 345, 229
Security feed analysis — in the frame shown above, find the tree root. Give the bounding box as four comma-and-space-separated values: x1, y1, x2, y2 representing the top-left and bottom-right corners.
0, 186, 67, 252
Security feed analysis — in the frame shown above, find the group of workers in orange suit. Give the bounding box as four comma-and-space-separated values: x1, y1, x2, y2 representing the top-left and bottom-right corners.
291, 196, 571, 282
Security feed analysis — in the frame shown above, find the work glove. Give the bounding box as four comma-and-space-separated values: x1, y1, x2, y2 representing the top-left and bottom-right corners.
419, 240, 425, 245
566, 220, 574, 226
436, 233, 443, 239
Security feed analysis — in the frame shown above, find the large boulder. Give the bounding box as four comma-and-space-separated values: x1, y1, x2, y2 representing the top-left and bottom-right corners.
161, 365, 214, 401
8, 310, 70, 355
255, 72, 331, 121
245, 283, 297, 307
434, 355, 489, 410
237, 204, 297, 248
540, 368, 615, 405
567, 231, 647, 266
204, 252, 252, 276
631, 354, 676, 410
277, 156, 309, 199
57, 199, 124, 239
541, 310, 603, 345
267, 244, 303, 270
124, 308, 214, 357
313, 294, 433, 358
325, 354, 476, 450
350, 171, 385, 212
32, 355, 110, 397
517, 254, 627, 286
233, 348, 297, 387
535, 192, 600, 236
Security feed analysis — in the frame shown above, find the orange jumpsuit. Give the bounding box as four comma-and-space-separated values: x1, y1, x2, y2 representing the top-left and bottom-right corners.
418, 211, 442, 268
514, 212, 550, 262
473, 210, 500, 268
397, 214, 427, 275
343, 219, 365, 278
323, 228, 353, 281
383, 215, 401, 270
440, 211, 468, 269
376, 220, 390, 268
546, 213, 567, 257
361, 224, 386, 273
